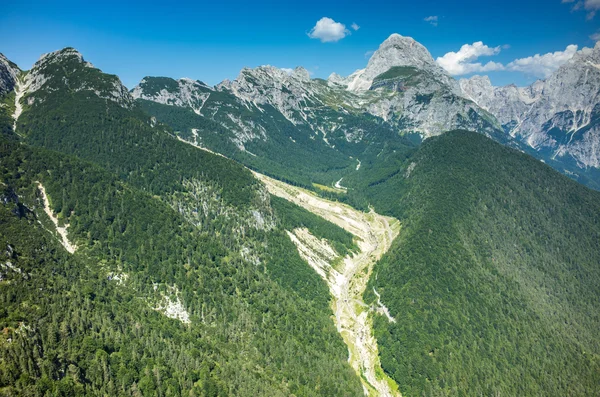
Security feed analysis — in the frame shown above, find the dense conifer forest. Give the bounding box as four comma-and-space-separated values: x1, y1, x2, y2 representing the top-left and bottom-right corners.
357, 131, 600, 395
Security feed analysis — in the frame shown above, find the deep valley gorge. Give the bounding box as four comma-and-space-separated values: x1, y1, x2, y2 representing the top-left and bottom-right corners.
1, 9, 600, 395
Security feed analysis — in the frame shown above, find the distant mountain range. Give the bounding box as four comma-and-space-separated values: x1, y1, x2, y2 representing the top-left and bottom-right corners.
128, 34, 600, 189
461, 42, 600, 180
6, 34, 594, 189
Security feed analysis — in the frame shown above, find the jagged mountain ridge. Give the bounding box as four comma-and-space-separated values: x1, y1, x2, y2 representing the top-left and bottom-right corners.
136, 34, 502, 141
213, 34, 502, 141
10, 35, 599, 189
459, 75, 543, 127
131, 34, 514, 189
461, 42, 600, 183
132, 70, 415, 187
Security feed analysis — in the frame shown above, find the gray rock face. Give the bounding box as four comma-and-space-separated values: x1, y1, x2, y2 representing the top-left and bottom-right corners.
0, 54, 20, 97
459, 75, 541, 127
461, 42, 600, 169
216, 65, 321, 125
327, 34, 500, 138
132, 75, 273, 151
131, 77, 211, 114
212, 34, 502, 139
335, 34, 460, 94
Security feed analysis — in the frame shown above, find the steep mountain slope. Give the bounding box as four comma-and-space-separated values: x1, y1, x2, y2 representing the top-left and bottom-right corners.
135, 35, 600, 191
133, 34, 507, 188
0, 54, 19, 97
0, 50, 365, 396
459, 75, 543, 130
352, 130, 600, 396
461, 42, 600, 188
12, 48, 260, 206
328, 34, 503, 141
133, 74, 364, 187
0, 54, 20, 135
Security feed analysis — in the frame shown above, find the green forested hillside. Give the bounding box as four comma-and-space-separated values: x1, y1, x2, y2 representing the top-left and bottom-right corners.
358, 130, 600, 396
134, 76, 418, 190
136, 92, 356, 188
0, 50, 364, 396
19, 94, 257, 208
0, 132, 363, 396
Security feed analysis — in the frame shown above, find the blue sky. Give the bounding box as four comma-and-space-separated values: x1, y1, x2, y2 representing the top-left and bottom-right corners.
1, 0, 598, 88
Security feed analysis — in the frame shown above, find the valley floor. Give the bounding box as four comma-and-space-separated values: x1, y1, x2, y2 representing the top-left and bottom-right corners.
254, 172, 402, 397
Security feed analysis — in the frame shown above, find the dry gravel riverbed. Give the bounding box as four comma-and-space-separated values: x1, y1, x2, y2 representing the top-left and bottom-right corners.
254, 172, 401, 397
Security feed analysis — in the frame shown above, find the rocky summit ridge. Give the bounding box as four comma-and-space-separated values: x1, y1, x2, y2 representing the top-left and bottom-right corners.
127, 34, 600, 187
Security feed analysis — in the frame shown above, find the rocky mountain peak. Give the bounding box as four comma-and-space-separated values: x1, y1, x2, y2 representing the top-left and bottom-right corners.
368, 34, 436, 71
460, 75, 493, 93
291, 66, 311, 81
327, 72, 345, 86
232, 65, 312, 85
34, 47, 94, 70
340, 33, 458, 92
572, 41, 600, 68
23, 47, 133, 108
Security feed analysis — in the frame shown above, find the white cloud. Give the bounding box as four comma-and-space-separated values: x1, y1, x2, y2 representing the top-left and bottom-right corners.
424, 16, 439, 26
308, 17, 350, 43
506, 45, 578, 77
591, 31, 600, 41
437, 41, 579, 78
351, 22, 360, 31
437, 40, 581, 79
563, 0, 600, 19
364, 50, 375, 58
280, 68, 294, 75
436, 42, 504, 75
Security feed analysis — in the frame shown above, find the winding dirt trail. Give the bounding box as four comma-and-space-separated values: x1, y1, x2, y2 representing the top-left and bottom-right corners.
254, 172, 401, 397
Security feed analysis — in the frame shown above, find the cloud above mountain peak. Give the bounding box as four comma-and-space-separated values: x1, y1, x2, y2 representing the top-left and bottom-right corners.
436, 42, 504, 75
437, 41, 580, 78
308, 17, 350, 43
